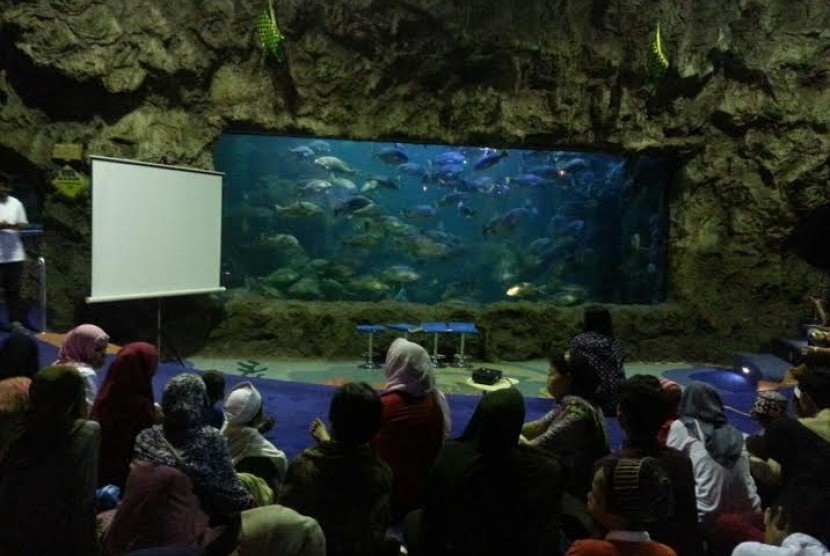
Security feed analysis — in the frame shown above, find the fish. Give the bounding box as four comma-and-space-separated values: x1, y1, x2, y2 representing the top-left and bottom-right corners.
382, 265, 421, 283
300, 179, 333, 193
372, 144, 409, 165
349, 275, 391, 294
410, 237, 454, 258
506, 282, 547, 298
329, 176, 358, 192
433, 151, 467, 166
472, 149, 509, 171
401, 205, 439, 220
307, 140, 331, 154
529, 237, 553, 254
361, 175, 400, 192
393, 287, 409, 302
522, 165, 559, 179
436, 191, 468, 207
343, 233, 384, 249
262, 233, 302, 250
631, 232, 642, 252
457, 201, 476, 219
333, 196, 374, 216
274, 201, 324, 218
288, 146, 315, 159
396, 162, 426, 176
314, 156, 357, 175
506, 174, 547, 187
482, 205, 537, 236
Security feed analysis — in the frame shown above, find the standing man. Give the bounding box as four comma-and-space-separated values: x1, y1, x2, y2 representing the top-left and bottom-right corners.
0, 172, 29, 331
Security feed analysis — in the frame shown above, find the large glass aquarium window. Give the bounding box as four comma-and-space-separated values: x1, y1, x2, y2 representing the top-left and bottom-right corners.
214, 134, 670, 306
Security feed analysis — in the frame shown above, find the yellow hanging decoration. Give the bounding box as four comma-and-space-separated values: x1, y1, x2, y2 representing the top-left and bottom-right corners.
256, 0, 285, 63
648, 23, 670, 83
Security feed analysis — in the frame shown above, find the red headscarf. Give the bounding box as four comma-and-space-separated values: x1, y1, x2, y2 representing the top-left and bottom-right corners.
54, 324, 110, 366
90, 342, 158, 488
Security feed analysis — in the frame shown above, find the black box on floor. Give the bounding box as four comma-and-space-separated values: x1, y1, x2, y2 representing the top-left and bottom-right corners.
472, 367, 503, 385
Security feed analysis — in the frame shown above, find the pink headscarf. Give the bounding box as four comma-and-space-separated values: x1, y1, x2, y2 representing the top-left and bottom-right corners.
383, 338, 452, 438
54, 324, 110, 366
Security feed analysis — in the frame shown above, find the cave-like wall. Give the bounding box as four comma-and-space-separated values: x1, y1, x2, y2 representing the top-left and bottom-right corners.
1, 0, 828, 360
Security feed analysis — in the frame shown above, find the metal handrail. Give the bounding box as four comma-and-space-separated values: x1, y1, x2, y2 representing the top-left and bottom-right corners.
37, 256, 46, 333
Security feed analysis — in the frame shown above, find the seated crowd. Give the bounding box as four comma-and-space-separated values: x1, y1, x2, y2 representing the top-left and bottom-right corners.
0, 306, 828, 556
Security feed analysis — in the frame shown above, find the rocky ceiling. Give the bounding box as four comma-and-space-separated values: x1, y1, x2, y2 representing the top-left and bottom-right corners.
0, 0, 828, 358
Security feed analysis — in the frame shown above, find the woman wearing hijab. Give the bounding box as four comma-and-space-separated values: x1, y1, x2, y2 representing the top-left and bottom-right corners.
0, 366, 100, 556
666, 381, 760, 527
410, 388, 564, 556
372, 337, 451, 521
568, 306, 626, 416
0, 332, 40, 380
91, 342, 160, 489
54, 323, 110, 410
221, 381, 287, 490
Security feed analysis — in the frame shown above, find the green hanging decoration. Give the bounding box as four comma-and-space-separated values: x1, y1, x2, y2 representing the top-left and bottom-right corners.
257, 0, 285, 63
647, 23, 670, 84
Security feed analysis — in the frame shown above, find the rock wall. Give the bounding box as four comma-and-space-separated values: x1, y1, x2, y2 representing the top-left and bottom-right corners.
1, 0, 827, 360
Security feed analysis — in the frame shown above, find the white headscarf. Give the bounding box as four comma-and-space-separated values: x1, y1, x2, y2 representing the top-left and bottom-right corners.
221, 382, 287, 480
383, 338, 452, 439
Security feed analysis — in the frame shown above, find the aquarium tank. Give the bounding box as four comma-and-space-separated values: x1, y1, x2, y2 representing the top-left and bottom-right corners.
213, 133, 670, 306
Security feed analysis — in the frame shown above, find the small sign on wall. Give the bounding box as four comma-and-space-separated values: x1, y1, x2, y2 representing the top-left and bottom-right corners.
51, 143, 84, 161
52, 165, 89, 200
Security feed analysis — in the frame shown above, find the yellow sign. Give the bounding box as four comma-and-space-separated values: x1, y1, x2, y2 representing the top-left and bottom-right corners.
52, 166, 89, 200
51, 143, 84, 161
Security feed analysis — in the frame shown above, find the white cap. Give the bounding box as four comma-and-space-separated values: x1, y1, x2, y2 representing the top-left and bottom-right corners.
223, 382, 263, 426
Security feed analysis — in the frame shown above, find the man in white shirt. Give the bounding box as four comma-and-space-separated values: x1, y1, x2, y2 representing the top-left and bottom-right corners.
0, 172, 29, 331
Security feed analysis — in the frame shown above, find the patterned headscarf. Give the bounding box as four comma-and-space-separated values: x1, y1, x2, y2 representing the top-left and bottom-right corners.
160, 374, 209, 436
679, 382, 745, 469
54, 324, 109, 367
750, 391, 788, 421
383, 338, 452, 437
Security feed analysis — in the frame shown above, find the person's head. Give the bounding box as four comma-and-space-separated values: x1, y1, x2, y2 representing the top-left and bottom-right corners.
383, 338, 434, 396
0, 377, 31, 463
679, 381, 727, 425
57, 324, 109, 369
27, 366, 87, 436
223, 382, 263, 428
547, 349, 600, 402
618, 375, 668, 448
0, 171, 11, 201
161, 374, 209, 435
764, 480, 830, 546
200, 370, 226, 405
0, 332, 40, 380
583, 306, 613, 337
328, 382, 382, 446
587, 456, 674, 532
91, 342, 158, 416
750, 390, 788, 428
461, 387, 525, 456
659, 378, 682, 420
793, 366, 830, 418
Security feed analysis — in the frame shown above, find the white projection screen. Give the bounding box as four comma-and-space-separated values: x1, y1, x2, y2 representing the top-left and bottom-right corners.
88, 156, 225, 303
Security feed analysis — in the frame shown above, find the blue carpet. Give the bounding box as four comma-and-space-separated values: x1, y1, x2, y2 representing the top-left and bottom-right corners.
689, 369, 757, 393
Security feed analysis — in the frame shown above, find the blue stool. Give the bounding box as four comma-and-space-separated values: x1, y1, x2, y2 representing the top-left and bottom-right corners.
421, 322, 454, 368
356, 325, 386, 369
386, 322, 421, 339
447, 322, 478, 368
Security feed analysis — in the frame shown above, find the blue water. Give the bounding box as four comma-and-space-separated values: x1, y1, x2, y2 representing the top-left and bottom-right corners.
213, 134, 670, 305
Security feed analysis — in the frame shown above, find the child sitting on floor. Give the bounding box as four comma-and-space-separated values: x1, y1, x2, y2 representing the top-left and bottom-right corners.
566, 456, 676, 556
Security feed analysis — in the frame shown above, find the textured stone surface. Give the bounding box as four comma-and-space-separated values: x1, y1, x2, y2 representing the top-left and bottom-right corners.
0, 0, 827, 359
